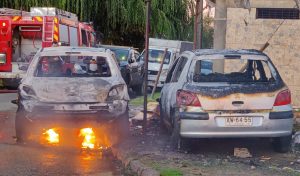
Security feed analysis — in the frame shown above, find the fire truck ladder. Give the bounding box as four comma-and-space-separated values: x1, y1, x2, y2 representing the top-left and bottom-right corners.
42, 16, 54, 43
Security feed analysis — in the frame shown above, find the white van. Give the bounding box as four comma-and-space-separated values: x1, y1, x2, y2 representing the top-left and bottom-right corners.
140, 38, 193, 88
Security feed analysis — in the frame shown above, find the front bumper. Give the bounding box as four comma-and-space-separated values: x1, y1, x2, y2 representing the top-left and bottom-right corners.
179, 111, 293, 138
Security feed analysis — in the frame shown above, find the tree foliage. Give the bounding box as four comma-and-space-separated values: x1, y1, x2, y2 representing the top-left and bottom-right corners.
0, 0, 213, 49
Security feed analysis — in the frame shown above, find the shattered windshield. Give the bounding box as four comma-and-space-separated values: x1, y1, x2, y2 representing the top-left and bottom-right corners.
143, 49, 171, 64
193, 58, 274, 83
35, 55, 111, 77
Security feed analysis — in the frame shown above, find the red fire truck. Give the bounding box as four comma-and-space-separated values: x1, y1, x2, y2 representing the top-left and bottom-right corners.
0, 7, 96, 88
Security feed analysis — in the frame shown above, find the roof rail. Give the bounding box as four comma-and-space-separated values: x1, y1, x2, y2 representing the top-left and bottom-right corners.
0, 8, 30, 16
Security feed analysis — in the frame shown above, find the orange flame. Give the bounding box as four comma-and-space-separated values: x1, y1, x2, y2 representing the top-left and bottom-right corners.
79, 128, 96, 149
43, 128, 59, 144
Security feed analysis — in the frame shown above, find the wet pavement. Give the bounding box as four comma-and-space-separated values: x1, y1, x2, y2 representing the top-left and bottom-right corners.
0, 93, 124, 176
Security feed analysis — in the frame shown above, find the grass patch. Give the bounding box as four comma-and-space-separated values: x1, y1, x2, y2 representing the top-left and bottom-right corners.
130, 92, 160, 106
160, 168, 183, 176
150, 162, 183, 176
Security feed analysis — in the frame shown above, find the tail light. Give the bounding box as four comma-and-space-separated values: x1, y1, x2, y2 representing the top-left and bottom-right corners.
21, 85, 36, 98
176, 90, 201, 107
273, 89, 291, 106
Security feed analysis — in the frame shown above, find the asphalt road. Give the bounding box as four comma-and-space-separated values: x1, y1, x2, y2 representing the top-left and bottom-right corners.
0, 93, 123, 176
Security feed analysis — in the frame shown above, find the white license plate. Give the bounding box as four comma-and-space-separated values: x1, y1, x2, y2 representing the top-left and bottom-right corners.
225, 117, 252, 127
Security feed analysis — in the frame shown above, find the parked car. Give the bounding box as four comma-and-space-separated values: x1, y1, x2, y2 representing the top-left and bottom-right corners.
15, 47, 130, 144
159, 49, 293, 153
98, 45, 144, 95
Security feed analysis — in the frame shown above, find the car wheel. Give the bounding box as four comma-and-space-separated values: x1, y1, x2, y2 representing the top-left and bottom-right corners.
159, 102, 168, 134
113, 111, 130, 144
171, 116, 188, 151
132, 82, 144, 96
15, 106, 30, 144
272, 135, 292, 153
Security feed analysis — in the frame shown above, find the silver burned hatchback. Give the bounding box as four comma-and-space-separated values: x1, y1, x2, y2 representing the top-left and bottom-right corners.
160, 49, 293, 152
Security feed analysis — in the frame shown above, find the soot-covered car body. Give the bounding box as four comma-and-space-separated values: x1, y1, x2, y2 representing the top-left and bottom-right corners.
160, 49, 293, 152
97, 45, 144, 95
16, 47, 129, 142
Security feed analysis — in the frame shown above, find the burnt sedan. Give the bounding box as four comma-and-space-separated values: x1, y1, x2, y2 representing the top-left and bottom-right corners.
98, 45, 144, 95
15, 47, 130, 144
160, 49, 293, 153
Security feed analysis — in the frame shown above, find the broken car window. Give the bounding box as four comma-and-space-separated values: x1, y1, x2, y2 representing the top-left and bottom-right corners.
193, 59, 274, 83
35, 55, 111, 77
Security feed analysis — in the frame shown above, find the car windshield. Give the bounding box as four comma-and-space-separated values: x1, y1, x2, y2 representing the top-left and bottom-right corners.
143, 49, 171, 64
110, 48, 129, 62
35, 55, 111, 77
193, 58, 275, 83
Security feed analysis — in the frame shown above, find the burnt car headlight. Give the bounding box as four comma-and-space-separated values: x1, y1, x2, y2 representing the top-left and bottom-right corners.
20, 85, 37, 99
0, 53, 6, 64
107, 85, 126, 101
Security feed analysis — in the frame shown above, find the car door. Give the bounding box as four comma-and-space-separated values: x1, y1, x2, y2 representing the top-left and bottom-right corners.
161, 57, 181, 121
165, 56, 189, 123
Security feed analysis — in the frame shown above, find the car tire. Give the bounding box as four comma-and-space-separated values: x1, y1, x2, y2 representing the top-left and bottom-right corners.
15, 106, 30, 144
171, 116, 188, 151
272, 135, 292, 153
132, 82, 144, 96
159, 102, 169, 134
114, 110, 130, 144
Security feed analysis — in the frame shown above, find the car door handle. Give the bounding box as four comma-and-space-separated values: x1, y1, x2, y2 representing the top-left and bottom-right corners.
232, 101, 244, 106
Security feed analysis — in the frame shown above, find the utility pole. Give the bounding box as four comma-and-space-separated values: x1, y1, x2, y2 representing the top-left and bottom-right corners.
193, 0, 203, 49
143, 0, 151, 134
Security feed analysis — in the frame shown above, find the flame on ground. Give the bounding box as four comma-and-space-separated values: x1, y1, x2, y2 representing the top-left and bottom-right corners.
43, 128, 59, 144
79, 128, 96, 149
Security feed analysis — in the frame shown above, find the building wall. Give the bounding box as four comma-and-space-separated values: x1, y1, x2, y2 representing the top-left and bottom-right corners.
225, 6, 300, 107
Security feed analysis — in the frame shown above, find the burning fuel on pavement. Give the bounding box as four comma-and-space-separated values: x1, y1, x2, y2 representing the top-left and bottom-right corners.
79, 128, 96, 149
43, 128, 60, 145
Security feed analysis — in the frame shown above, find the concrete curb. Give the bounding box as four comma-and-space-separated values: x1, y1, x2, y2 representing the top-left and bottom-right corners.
111, 147, 160, 176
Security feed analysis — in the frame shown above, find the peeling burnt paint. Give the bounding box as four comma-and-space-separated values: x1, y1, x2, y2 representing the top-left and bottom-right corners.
185, 81, 285, 98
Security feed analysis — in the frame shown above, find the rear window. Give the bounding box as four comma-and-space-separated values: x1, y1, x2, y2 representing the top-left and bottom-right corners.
193, 58, 274, 83
35, 55, 111, 77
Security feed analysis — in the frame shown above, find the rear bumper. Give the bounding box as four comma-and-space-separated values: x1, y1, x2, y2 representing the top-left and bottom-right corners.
179, 111, 293, 138
20, 100, 128, 122
148, 74, 166, 87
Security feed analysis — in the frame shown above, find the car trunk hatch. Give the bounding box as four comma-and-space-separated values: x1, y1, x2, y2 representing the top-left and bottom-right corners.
184, 83, 280, 111
32, 78, 111, 103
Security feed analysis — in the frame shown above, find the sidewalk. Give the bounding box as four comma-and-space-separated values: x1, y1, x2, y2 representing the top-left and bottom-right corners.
111, 103, 300, 176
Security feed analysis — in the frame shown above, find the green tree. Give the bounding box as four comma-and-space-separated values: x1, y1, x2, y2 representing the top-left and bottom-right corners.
0, 0, 213, 49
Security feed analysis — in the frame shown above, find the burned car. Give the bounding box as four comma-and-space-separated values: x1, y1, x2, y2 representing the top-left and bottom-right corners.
160, 49, 293, 153
15, 47, 130, 144
98, 45, 144, 95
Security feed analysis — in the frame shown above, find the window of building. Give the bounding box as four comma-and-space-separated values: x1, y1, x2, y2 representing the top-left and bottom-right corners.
256, 8, 300, 19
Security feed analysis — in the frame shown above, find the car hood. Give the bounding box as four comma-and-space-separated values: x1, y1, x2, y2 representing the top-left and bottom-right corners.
29, 77, 118, 103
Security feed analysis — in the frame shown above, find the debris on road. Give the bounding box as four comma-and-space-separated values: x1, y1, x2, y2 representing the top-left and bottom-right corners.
234, 148, 252, 158
293, 131, 300, 144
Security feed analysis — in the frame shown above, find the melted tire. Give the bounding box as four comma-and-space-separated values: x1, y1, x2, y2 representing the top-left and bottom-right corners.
272, 135, 292, 153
